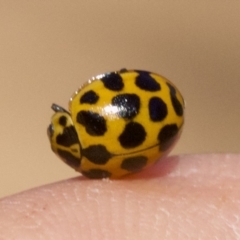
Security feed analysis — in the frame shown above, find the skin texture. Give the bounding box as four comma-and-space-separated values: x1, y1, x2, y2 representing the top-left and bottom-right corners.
0, 154, 240, 240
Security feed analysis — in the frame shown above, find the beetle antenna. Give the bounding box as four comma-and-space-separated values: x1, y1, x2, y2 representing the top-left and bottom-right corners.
51, 103, 69, 113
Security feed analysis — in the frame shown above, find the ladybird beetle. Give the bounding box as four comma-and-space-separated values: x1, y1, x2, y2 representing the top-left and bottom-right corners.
47, 69, 184, 178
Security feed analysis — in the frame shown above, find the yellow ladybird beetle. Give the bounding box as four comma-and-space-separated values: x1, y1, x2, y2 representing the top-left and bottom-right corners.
47, 69, 184, 178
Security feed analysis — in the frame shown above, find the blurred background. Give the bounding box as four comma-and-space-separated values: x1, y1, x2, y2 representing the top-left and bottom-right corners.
0, 1, 239, 198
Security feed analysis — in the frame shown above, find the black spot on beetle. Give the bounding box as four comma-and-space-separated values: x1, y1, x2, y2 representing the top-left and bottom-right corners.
59, 116, 67, 126
57, 149, 80, 168
118, 122, 146, 148
56, 126, 79, 147
158, 124, 179, 151
166, 83, 183, 116
77, 111, 107, 136
82, 145, 112, 165
81, 169, 112, 179
112, 94, 140, 119
121, 156, 148, 172
80, 90, 99, 104
135, 71, 161, 91
101, 72, 124, 91
149, 97, 168, 121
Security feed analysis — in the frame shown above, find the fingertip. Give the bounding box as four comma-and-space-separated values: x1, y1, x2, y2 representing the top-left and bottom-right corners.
1, 154, 239, 239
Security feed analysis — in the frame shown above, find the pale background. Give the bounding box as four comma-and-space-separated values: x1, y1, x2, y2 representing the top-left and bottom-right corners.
0, 1, 239, 198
